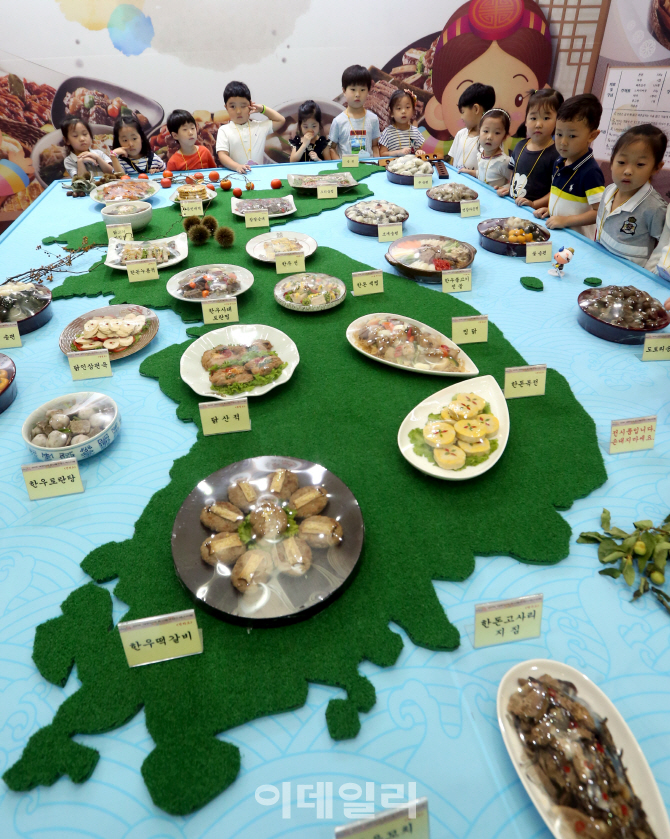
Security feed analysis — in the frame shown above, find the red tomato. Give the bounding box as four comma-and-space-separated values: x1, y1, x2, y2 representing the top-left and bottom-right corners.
270, 179, 282, 190
208, 172, 220, 182
220, 179, 232, 191
232, 187, 243, 198
138, 173, 149, 179
160, 178, 172, 188
120, 175, 131, 180
107, 105, 119, 119
185, 175, 196, 184
194, 172, 204, 180
164, 170, 173, 178
245, 181, 255, 191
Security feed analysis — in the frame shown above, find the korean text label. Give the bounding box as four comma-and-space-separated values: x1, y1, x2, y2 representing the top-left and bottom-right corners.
334, 798, 429, 839
377, 223, 403, 242
641, 333, 670, 361
202, 297, 239, 325
118, 609, 203, 667
504, 364, 547, 398
317, 184, 338, 199
341, 155, 359, 168
106, 223, 133, 241
609, 416, 656, 454
68, 349, 113, 380
126, 258, 159, 282
352, 270, 384, 297
413, 174, 432, 189
442, 269, 472, 294
245, 209, 269, 228
276, 251, 306, 274
526, 242, 552, 263
199, 398, 251, 436
474, 594, 543, 648
180, 198, 203, 218
0, 322, 22, 348
451, 315, 488, 344
22, 459, 84, 501
460, 199, 481, 218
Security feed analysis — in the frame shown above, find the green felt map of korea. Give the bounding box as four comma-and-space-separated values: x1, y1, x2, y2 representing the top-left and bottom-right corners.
4, 164, 607, 815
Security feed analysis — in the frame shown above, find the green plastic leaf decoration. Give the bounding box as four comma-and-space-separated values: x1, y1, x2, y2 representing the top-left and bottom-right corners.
520, 276, 544, 291
583, 277, 603, 287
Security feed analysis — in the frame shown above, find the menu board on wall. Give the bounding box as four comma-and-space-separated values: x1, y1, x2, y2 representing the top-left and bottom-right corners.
593, 65, 670, 164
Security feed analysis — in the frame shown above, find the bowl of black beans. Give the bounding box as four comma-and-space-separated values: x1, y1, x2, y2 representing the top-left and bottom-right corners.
577, 285, 670, 344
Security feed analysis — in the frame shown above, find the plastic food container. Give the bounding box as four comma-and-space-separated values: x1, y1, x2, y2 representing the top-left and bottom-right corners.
0, 353, 17, 414
477, 217, 550, 258
426, 184, 478, 213
0, 282, 53, 335
577, 287, 670, 345
101, 200, 152, 231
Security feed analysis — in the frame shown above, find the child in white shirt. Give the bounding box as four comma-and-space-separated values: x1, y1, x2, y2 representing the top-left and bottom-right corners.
450, 82, 495, 172
473, 109, 511, 188
216, 81, 285, 174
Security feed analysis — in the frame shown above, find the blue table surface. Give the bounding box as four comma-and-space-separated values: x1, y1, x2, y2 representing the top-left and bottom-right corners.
1, 163, 669, 839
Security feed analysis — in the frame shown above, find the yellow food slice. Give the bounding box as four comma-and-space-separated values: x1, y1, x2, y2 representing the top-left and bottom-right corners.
434, 445, 466, 470
210, 503, 243, 522
445, 398, 478, 420
454, 419, 487, 443
476, 414, 499, 437
293, 487, 323, 508
457, 439, 491, 456
239, 481, 257, 502
270, 469, 287, 493
423, 421, 456, 448
457, 392, 486, 412
438, 408, 456, 422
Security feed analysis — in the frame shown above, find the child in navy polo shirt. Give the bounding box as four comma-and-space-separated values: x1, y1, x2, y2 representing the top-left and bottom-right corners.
534, 94, 605, 237
596, 124, 667, 267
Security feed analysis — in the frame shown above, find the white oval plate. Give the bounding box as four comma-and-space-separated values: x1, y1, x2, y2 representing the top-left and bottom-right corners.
245, 230, 317, 263
180, 324, 299, 401
105, 232, 188, 271
166, 264, 254, 303
169, 186, 217, 204
497, 659, 670, 839
346, 313, 478, 378
274, 274, 346, 313
231, 194, 297, 218
397, 374, 508, 481
89, 180, 159, 204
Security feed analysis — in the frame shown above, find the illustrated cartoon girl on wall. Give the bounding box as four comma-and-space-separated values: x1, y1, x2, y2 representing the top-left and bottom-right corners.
422, 0, 553, 152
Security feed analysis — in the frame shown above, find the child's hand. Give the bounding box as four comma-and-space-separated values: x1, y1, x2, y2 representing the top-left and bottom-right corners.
496, 184, 510, 197
545, 215, 568, 229
400, 146, 413, 156
113, 147, 128, 157
302, 130, 316, 145
534, 207, 549, 219
308, 150, 319, 161
235, 163, 251, 174
249, 102, 262, 115
516, 196, 533, 207
149, 165, 162, 173
664, 297, 670, 310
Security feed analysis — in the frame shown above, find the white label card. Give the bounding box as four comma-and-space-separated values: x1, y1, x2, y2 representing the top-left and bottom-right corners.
335, 798, 429, 839
474, 594, 543, 648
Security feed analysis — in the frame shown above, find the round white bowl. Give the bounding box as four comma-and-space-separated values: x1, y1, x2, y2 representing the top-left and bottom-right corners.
101, 200, 152, 231
22, 392, 121, 462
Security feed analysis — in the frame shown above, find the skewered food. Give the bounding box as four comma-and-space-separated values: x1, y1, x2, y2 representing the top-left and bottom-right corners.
200, 340, 287, 397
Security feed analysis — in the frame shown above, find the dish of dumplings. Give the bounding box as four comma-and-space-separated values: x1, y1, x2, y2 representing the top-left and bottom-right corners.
398, 376, 509, 480
171, 456, 365, 626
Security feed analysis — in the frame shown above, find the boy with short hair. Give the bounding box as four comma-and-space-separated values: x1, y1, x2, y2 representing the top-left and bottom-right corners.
534, 94, 605, 237
451, 83, 495, 174
329, 65, 380, 159
166, 110, 216, 171
216, 81, 285, 174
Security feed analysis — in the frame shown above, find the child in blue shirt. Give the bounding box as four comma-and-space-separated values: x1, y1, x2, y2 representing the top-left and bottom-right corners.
329, 65, 380, 159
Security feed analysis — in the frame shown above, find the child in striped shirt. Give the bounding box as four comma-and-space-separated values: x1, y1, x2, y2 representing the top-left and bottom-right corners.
379, 90, 425, 157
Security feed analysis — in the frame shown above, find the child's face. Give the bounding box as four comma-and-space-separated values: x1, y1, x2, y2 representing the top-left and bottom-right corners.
459, 105, 480, 132
554, 118, 599, 162
118, 125, 143, 158
226, 97, 251, 124
343, 84, 369, 110
479, 117, 506, 153
171, 122, 197, 147
67, 123, 92, 153
611, 139, 662, 194
300, 117, 320, 138
526, 106, 556, 144
392, 95, 414, 126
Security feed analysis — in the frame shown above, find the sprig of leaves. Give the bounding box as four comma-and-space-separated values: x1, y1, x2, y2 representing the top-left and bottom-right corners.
578, 510, 670, 612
